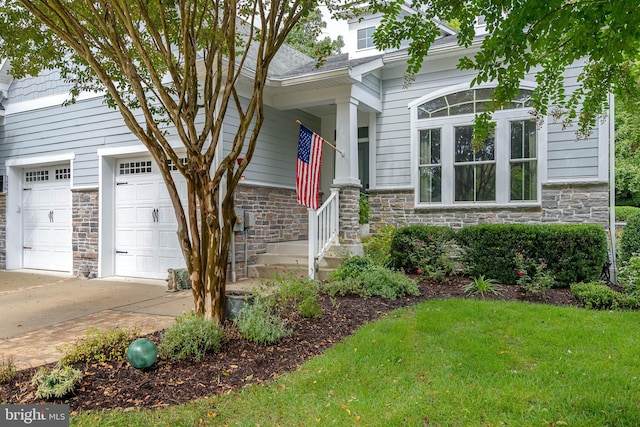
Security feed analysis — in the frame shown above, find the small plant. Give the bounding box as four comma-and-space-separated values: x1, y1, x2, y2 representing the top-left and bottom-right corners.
571, 282, 639, 310
619, 256, 640, 298
0, 356, 17, 384
272, 274, 323, 318
619, 211, 640, 264
323, 276, 370, 298
463, 276, 503, 298
59, 327, 140, 364
299, 294, 323, 318
514, 252, 554, 297
324, 265, 419, 300
389, 226, 456, 275
234, 296, 291, 345
363, 224, 396, 267
359, 193, 369, 225
329, 256, 373, 281
360, 266, 420, 299
31, 364, 83, 400
159, 311, 225, 361
174, 268, 192, 290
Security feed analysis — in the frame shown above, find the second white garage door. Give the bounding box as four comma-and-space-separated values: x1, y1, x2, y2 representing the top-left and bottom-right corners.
114, 158, 188, 279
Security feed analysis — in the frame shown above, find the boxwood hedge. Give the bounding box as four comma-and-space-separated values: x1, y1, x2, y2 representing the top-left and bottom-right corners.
455, 223, 607, 286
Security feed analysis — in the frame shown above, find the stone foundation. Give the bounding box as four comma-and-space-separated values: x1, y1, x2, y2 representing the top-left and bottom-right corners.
0, 194, 5, 270
232, 183, 309, 276
369, 182, 610, 232
72, 189, 99, 277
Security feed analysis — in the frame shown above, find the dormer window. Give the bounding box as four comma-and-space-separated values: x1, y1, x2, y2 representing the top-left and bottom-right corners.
357, 27, 376, 50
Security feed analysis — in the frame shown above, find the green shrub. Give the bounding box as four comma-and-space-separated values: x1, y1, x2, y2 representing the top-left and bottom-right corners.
329, 256, 374, 281
0, 356, 17, 384
234, 296, 291, 345
514, 252, 555, 297
298, 294, 323, 318
324, 265, 419, 299
174, 268, 192, 290
615, 206, 640, 222
363, 224, 396, 267
360, 266, 420, 299
275, 275, 319, 304
273, 275, 323, 318
463, 276, 503, 298
322, 276, 371, 298
618, 256, 640, 297
159, 312, 225, 362
359, 193, 369, 224
389, 225, 456, 274
456, 224, 607, 286
31, 364, 83, 400
620, 211, 640, 264
570, 282, 639, 310
59, 327, 140, 364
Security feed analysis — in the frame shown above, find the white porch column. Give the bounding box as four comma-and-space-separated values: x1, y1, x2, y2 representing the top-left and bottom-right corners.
332, 98, 362, 250
333, 98, 360, 187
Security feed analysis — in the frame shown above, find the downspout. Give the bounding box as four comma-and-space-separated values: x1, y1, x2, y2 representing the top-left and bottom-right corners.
609, 92, 617, 285
231, 232, 237, 282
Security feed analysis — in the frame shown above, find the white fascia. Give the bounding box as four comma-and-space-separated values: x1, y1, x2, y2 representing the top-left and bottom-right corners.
4, 90, 104, 115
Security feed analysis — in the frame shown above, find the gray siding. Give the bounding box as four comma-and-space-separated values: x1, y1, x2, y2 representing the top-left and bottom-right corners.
1, 90, 317, 189
8, 69, 74, 103
545, 62, 601, 181
1, 97, 139, 187
376, 59, 603, 188
222, 99, 319, 188
377, 67, 476, 187
359, 74, 381, 98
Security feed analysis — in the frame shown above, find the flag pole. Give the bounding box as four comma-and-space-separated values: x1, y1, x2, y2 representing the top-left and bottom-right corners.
296, 120, 345, 157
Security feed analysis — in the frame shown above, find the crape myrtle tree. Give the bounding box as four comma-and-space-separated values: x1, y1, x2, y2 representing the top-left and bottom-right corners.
0, 0, 343, 323
370, 0, 640, 141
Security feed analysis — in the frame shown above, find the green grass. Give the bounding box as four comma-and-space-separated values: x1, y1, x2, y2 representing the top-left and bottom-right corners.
72, 299, 640, 426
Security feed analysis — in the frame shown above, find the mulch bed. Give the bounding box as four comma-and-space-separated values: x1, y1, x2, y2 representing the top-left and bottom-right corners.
0, 276, 581, 412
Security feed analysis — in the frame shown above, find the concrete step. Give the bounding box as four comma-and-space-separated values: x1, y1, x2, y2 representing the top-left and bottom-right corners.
248, 263, 334, 282
265, 241, 309, 255
249, 240, 345, 282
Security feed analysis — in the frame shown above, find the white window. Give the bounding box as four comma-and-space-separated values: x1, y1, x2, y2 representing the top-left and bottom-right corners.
412, 87, 540, 206
357, 27, 376, 50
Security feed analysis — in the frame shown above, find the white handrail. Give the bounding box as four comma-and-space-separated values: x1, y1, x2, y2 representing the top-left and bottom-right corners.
308, 188, 340, 278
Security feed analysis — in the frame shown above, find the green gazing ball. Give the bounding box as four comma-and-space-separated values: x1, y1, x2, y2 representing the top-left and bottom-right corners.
126, 338, 158, 369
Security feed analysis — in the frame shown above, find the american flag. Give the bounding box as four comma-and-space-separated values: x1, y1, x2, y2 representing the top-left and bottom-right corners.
296, 125, 324, 209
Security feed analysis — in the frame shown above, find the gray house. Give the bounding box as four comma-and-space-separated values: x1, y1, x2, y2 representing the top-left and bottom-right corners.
0, 13, 612, 280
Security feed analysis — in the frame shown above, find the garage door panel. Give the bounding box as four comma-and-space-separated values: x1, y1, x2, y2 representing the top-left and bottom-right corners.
22, 166, 72, 272
115, 159, 187, 279
135, 207, 156, 224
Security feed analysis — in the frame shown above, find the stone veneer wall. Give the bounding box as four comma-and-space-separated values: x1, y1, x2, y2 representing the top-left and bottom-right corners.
335, 185, 361, 245
233, 183, 309, 277
62, 184, 307, 281
0, 194, 5, 270
72, 189, 99, 277
369, 182, 609, 231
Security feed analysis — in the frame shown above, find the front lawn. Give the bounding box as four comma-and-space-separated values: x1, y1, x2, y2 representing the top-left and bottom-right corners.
73, 298, 640, 426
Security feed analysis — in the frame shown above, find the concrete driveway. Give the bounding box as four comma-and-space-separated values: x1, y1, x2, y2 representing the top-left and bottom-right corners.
0, 270, 257, 369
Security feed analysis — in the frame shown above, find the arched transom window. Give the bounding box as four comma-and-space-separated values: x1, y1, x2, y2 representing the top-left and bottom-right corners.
417, 88, 534, 119
412, 86, 539, 206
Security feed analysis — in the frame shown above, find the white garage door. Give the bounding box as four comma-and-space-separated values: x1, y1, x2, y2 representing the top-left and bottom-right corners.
114, 158, 188, 279
22, 165, 72, 272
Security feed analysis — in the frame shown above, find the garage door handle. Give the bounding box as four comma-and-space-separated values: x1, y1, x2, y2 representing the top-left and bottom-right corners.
23, 246, 32, 250
48, 210, 53, 223
115, 250, 128, 254
152, 208, 158, 222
